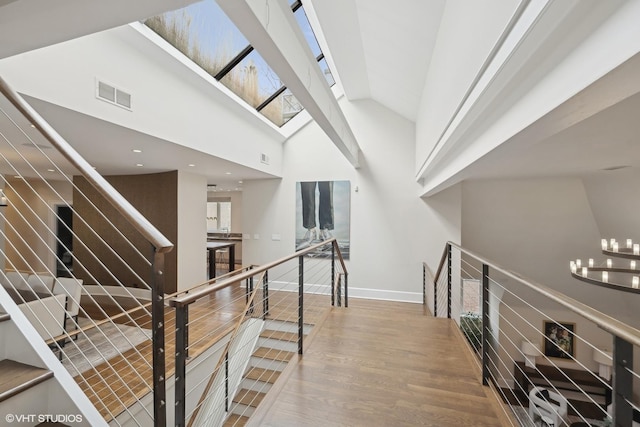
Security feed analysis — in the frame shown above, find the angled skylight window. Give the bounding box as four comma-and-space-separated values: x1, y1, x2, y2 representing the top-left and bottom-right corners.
145, 0, 334, 127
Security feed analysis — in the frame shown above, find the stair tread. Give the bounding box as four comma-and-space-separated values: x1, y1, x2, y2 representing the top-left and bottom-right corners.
244, 366, 281, 384
252, 347, 295, 362
232, 388, 265, 407
260, 329, 299, 342
0, 359, 53, 403
223, 413, 249, 427
0, 312, 9, 322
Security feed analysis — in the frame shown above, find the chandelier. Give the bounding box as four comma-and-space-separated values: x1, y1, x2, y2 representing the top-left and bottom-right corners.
570, 239, 640, 293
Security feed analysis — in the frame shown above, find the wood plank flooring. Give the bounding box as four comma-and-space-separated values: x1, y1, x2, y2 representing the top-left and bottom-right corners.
252, 299, 507, 427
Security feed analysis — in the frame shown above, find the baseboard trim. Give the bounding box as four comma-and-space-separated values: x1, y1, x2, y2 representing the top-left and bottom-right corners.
265, 281, 423, 304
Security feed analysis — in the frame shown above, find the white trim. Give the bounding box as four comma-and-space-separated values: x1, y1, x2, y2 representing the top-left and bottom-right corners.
81, 284, 151, 301
265, 280, 422, 303
347, 287, 422, 304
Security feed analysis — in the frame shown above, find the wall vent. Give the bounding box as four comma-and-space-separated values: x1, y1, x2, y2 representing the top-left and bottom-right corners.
260, 153, 269, 165
96, 80, 132, 110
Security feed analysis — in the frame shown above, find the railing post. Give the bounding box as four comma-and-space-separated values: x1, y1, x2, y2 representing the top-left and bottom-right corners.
225, 352, 229, 412
263, 270, 269, 320
612, 335, 633, 427
298, 255, 304, 355
331, 244, 335, 306
447, 243, 452, 319
151, 251, 166, 427
344, 272, 348, 308
482, 263, 490, 386
174, 304, 187, 427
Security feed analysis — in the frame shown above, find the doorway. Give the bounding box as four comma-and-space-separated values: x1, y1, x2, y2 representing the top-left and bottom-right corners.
56, 205, 73, 277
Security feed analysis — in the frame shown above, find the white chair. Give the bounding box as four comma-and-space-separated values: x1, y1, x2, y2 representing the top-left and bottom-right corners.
528, 386, 569, 426
53, 277, 83, 333
5, 271, 29, 291
27, 273, 55, 294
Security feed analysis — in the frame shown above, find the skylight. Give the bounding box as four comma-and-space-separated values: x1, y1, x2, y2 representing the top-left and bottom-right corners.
145, 0, 334, 127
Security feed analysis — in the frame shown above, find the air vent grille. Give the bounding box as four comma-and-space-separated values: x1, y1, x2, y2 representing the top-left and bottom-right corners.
260, 153, 269, 165
97, 80, 132, 110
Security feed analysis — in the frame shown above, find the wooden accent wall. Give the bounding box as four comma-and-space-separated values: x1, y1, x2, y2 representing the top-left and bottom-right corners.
73, 171, 178, 293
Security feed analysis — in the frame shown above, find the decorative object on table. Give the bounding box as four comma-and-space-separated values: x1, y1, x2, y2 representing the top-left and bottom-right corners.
521, 340, 540, 368
543, 320, 575, 359
592, 348, 613, 380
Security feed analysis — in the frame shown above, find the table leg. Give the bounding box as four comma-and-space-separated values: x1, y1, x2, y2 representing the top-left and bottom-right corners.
228, 245, 235, 273
209, 248, 216, 279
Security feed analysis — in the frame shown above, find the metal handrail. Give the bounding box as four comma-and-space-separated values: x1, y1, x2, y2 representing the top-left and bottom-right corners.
0, 76, 173, 253
436, 241, 640, 348
171, 238, 340, 307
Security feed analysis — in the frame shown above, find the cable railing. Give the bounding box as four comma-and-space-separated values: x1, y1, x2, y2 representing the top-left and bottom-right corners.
0, 76, 172, 426
424, 242, 640, 427
170, 238, 348, 427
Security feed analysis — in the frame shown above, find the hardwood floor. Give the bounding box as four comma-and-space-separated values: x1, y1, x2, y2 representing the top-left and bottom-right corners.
72, 290, 508, 426
252, 299, 508, 427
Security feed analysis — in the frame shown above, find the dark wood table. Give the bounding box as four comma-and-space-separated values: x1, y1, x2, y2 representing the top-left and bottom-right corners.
207, 241, 236, 279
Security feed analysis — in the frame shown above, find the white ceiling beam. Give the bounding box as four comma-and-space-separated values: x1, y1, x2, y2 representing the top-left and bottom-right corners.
217, 0, 361, 167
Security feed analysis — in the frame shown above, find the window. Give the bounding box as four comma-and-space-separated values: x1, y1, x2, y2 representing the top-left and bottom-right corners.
145, 0, 334, 127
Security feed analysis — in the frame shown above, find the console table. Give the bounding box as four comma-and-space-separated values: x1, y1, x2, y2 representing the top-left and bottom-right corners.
514, 361, 611, 408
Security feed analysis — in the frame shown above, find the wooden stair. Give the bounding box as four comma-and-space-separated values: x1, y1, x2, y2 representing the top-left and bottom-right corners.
222, 325, 301, 426
0, 359, 53, 402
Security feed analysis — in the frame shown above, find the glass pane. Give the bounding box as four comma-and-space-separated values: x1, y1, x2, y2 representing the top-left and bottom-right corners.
145, 0, 249, 77
219, 202, 231, 232
206, 202, 218, 232
318, 57, 335, 86
220, 49, 282, 108
260, 89, 303, 127
293, 7, 321, 58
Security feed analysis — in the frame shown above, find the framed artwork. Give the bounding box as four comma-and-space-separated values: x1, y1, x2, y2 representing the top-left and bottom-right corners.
543, 321, 575, 359
295, 180, 350, 259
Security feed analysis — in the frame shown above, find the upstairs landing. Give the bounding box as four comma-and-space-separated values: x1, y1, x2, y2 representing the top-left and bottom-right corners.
253, 299, 510, 427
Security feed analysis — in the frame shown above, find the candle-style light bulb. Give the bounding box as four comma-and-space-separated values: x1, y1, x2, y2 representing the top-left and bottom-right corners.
634, 244, 639, 256
610, 238, 616, 247
576, 259, 582, 268
633, 276, 639, 289
613, 242, 619, 252
607, 259, 612, 268
582, 267, 588, 276
627, 239, 633, 248
570, 261, 577, 273
602, 271, 608, 282
588, 259, 594, 268
631, 261, 636, 270
601, 239, 608, 250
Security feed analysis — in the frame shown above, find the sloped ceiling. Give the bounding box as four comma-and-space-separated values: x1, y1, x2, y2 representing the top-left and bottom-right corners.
311, 0, 446, 122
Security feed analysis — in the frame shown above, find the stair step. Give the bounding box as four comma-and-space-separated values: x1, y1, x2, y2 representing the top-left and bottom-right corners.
222, 413, 249, 427
252, 347, 295, 362
232, 389, 265, 408
0, 359, 53, 403
0, 312, 9, 322
244, 367, 281, 384
260, 329, 298, 342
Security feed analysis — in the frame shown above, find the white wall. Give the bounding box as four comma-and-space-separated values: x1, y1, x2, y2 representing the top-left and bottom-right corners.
462, 176, 640, 327
177, 171, 207, 291
242, 99, 460, 301
416, 0, 520, 169
0, 24, 284, 176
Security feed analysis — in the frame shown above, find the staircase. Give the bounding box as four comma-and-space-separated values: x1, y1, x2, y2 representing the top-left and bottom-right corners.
0, 312, 70, 427
223, 319, 312, 426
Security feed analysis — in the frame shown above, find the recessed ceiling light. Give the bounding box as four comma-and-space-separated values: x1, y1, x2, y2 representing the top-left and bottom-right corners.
132, 149, 142, 153
225, 172, 232, 175
29, 124, 35, 129
188, 164, 195, 167
136, 163, 144, 167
